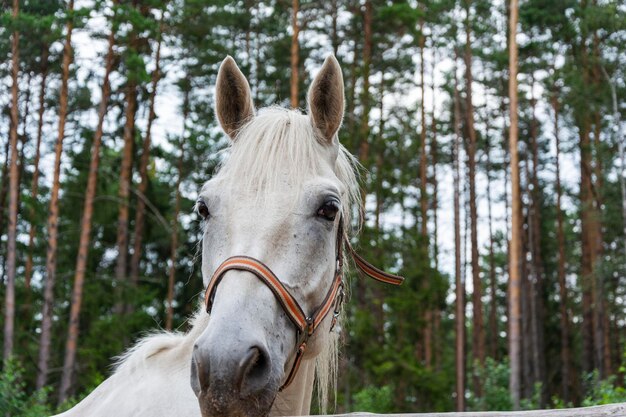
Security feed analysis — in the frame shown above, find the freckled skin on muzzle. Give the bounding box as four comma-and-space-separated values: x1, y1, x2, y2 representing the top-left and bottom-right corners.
191, 341, 281, 417
194, 382, 274, 417
195, 385, 274, 417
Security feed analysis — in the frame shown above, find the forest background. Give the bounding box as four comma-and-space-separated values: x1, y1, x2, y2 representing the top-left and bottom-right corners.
0, 0, 625, 415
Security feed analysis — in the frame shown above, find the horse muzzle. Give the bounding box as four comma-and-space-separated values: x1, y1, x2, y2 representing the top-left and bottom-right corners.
191, 339, 278, 417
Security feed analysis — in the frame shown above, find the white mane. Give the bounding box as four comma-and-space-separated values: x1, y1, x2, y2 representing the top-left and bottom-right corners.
113, 106, 361, 412
112, 313, 208, 375
215, 107, 361, 227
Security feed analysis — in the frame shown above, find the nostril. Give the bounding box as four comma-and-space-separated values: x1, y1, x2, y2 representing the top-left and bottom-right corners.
246, 346, 270, 380
191, 344, 209, 396
237, 345, 271, 397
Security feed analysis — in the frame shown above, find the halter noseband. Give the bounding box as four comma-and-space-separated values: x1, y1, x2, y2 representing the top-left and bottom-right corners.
203, 216, 403, 391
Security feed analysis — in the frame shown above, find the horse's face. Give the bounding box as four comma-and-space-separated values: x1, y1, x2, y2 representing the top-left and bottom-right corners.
191, 56, 346, 417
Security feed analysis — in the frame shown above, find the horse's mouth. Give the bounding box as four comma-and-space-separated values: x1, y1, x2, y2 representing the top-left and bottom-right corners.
197, 387, 276, 417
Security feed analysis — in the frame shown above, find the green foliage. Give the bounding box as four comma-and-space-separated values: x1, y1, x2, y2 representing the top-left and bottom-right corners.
468, 358, 513, 411
0, 359, 51, 417
521, 383, 545, 411
352, 385, 394, 413
581, 371, 626, 406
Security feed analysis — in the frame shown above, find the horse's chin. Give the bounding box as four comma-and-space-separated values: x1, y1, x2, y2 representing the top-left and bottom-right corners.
197, 386, 277, 417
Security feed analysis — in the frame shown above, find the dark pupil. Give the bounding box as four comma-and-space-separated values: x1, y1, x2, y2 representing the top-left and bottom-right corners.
319, 202, 338, 220
198, 201, 209, 219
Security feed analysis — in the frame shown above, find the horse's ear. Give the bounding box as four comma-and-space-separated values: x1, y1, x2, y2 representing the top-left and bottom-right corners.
307, 55, 344, 145
215, 56, 255, 140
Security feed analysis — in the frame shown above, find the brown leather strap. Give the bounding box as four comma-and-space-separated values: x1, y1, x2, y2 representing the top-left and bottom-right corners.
205, 256, 309, 332
280, 342, 307, 391
347, 241, 405, 286
204, 256, 343, 391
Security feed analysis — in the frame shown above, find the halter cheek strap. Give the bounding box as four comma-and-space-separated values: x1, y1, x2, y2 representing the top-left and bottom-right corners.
203, 217, 403, 391
204, 256, 344, 391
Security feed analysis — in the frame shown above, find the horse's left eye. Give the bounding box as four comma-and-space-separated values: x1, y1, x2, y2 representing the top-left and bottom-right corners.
196, 199, 210, 219
317, 200, 340, 221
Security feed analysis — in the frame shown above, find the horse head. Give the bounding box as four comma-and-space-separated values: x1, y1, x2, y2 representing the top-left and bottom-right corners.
190, 55, 355, 417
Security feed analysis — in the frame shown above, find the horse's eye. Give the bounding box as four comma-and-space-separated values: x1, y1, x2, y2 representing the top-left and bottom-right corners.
317, 200, 340, 221
197, 200, 210, 219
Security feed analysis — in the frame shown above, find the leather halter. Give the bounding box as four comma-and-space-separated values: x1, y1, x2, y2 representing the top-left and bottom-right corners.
203, 216, 404, 391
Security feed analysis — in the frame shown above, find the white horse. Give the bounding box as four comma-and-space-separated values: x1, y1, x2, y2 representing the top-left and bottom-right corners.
56, 55, 400, 417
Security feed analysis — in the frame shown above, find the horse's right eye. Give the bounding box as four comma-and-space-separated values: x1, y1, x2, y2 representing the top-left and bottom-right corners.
197, 200, 210, 219
317, 200, 340, 222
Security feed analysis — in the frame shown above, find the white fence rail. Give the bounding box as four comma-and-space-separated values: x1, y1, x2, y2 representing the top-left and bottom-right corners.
323, 402, 626, 417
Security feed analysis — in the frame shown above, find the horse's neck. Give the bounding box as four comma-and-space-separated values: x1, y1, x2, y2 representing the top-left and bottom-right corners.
270, 359, 316, 416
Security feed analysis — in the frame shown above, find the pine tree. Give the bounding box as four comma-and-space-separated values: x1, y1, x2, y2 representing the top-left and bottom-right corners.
453, 55, 465, 412
114, 1, 148, 307
4, 0, 21, 362
130, 5, 165, 288
463, 0, 486, 386
289, 0, 299, 108
24, 45, 49, 291
418, 18, 432, 369
508, 0, 522, 409
165, 89, 189, 331
36, 0, 75, 389
58, 3, 118, 402
552, 89, 572, 403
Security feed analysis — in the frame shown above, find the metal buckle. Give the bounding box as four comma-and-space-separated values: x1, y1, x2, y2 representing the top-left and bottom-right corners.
297, 317, 315, 347
305, 316, 314, 336
330, 282, 345, 331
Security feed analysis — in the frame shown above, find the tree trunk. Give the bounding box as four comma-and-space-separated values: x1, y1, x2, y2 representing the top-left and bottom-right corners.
418, 21, 432, 369
114, 35, 140, 311
521, 219, 532, 399
508, 0, 522, 408
254, 25, 260, 103
24, 46, 49, 291
330, 0, 339, 55
4, 0, 20, 361
430, 55, 439, 270
571, 24, 598, 376
17, 73, 33, 209
520, 151, 532, 398
290, 0, 299, 108
524, 146, 539, 400
37, 0, 75, 388
453, 57, 465, 412
591, 28, 608, 377
502, 99, 510, 307
580, 121, 596, 373
430, 50, 441, 370
57, 18, 117, 403
602, 68, 626, 261
603, 66, 624, 380
130, 13, 164, 288
0, 137, 10, 246
592, 27, 612, 379
346, 25, 359, 142
371, 78, 387, 342
463, 2, 486, 384
357, 0, 372, 166
552, 93, 571, 403
591, 108, 607, 378
486, 130, 498, 360
166, 92, 189, 331
419, 21, 428, 243
528, 80, 547, 406
353, 0, 372, 312
374, 76, 385, 231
